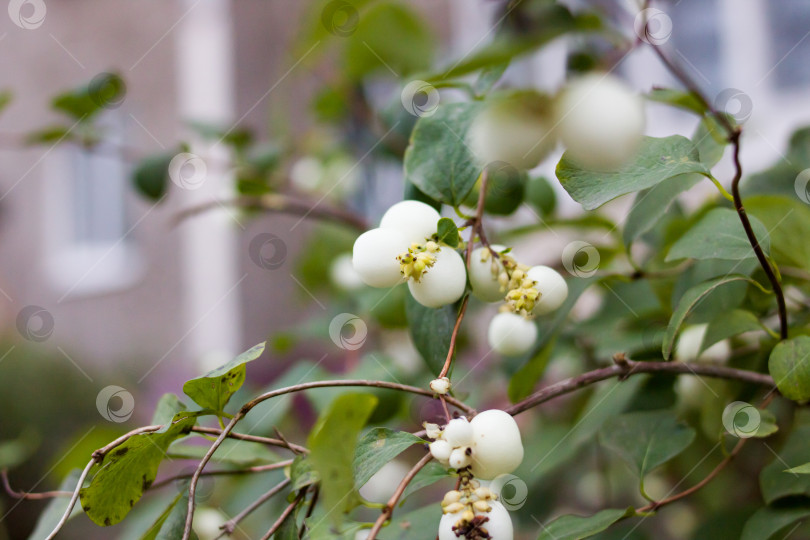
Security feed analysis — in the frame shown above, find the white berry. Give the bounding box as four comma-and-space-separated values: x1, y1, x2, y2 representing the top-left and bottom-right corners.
380, 200, 441, 244
468, 245, 508, 303
556, 73, 645, 171
352, 228, 408, 288
469, 92, 556, 170
330, 253, 366, 291
443, 418, 474, 447
527, 265, 568, 315
448, 447, 472, 470
438, 500, 513, 540
430, 440, 453, 463
408, 248, 467, 308
487, 312, 538, 356
469, 410, 524, 480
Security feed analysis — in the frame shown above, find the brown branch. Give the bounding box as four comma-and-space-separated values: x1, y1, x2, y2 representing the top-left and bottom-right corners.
259, 489, 307, 540
44, 459, 96, 540
150, 460, 293, 490
438, 295, 469, 379
192, 427, 309, 454
506, 357, 775, 416
173, 194, 368, 231
215, 478, 291, 539
1, 469, 72, 500
366, 453, 433, 540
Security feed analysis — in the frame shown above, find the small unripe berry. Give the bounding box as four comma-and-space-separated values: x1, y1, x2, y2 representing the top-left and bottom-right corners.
408, 248, 467, 308
380, 200, 441, 244
469, 245, 508, 302
443, 417, 474, 447
438, 500, 513, 540
449, 447, 472, 470
352, 228, 408, 288
527, 265, 568, 315
469, 410, 524, 480
442, 490, 462, 506
556, 73, 645, 171
430, 377, 451, 395
487, 312, 538, 356
429, 440, 453, 463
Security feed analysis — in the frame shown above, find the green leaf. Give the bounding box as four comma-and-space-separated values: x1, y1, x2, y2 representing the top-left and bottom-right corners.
478, 161, 527, 215
508, 337, 555, 403
745, 195, 810, 272
182, 342, 266, 413
168, 438, 279, 466
599, 410, 695, 479
0, 90, 11, 115
623, 174, 701, 248
473, 63, 508, 96
24, 126, 74, 145
556, 135, 711, 210
290, 455, 319, 491
754, 409, 779, 439
400, 460, 453, 501
405, 295, 457, 373
436, 218, 459, 248
700, 309, 764, 355
741, 504, 810, 540
663, 275, 756, 360
646, 88, 708, 116
525, 175, 557, 216
307, 393, 378, 525
27, 470, 83, 540
0, 429, 39, 470
785, 463, 810, 474
79, 411, 198, 526
353, 428, 424, 489
403, 102, 483, 206
667, 207, 769, 262
693, 115, 728, 167
537, 508, 635, 540
343, 2, 434, 79
132, 153, 173, 201
760, 410, 810, 503
150, 393, 188, 425
51, 73, 125, 121
769, 336, 810, 403
139, 489, 198, 540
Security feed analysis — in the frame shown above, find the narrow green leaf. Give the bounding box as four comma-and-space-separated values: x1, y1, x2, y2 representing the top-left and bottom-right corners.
403, 102, 483, 206
760, 410, 810, 503
24, 126, 74, 145
556, 135, 710, 210
150, 393, 188, 425
138, 490, 198, 540
646, 88, 708, 116
785, 463, 810, 475
599, 410, 695, 479
700, 309, 764, 355
666, 207, 769, 262
663, 275, 755, 360
79, 411, 198, 526
537, 507, 635, 540
27, 470, 83, 540
436, 218, 459, 248
353, 428, 424, 489
0, 90, 11, 115
405, 295, 457, 373
769, 336, 810, 404
307, 393, 378, 525
741, 504, 810, 540
182, 342, 266, 413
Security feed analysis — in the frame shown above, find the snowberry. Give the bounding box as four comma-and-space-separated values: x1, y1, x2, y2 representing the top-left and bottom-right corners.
527, 265, 568, 315
469, 91, 556, 170
556, 73, 645, 171
380, 200, 441, 244
469, 410, 524, 480
443, 417, 474, 447
469, 245, 508, 302
487, 312, 538, 356
330, 253, 365, 291
449, 447, 472, 470
429, 439, 453, 463
408, 247, 467, 308
438, 500, 513, 540
352, 228, 408, 288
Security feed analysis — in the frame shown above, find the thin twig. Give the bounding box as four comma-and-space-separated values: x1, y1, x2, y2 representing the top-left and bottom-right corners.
150, 460, 293, 490
259, 490, 306, 540
215, 478, 291, 539
273, 427, 305, 456
44, 458, 96, 540
192, 427, 309, 454
299, 485, 319, 539
438, 295, 469, 379
366, 453, 433, 540
1, 469, 73, 500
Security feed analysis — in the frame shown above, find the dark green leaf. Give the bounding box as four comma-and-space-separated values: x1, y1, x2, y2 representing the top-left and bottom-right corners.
27, 470, 83, 540
150, 393, 188, 425
403, 102, 483, 206
753, 409, 779, 439
537, 508, 634, 540
599, 410, 695, 479
623, 174, 701, 248
182, 342, 265, 413
693, 115, 728, 167
700, 309, 764, 355
746, 195, 810, 272
663, 275, 756, 360
508, 338, 554, 403
436, 218, 459, 248
741, 504, 810, 540
769, 336, 810, 404
667, 207, 769, 261
405, 295, 457, 373
79, 411, 198, 526
132, 153, 173, 201
525, 175, 557, 216
646, 88, 708, 116
307, 393, 378, 524
353, 428, 424, 489
556, 135, 711, 210
760, 409, 810, 503
138, 490, 192, 540
481, 161, 527, 215
51, 73, 125, 121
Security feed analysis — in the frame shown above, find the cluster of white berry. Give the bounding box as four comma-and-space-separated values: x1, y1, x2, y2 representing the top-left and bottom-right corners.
426, 411, 523, 539
469, 73, 645, 172
352, 200, 466, 309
